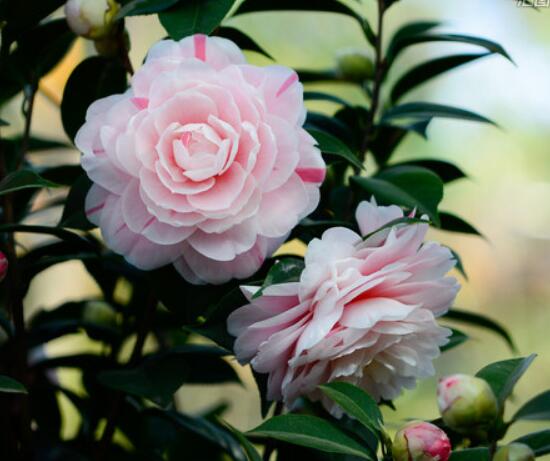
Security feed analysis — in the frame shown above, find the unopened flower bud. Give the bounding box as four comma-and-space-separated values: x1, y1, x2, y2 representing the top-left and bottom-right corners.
494, 443, 535, 461
335, 48, 375, 82
0, 252, 7, 282
392, 421, 451, 461
64, 0, 120, 40
437, 374, 498, 434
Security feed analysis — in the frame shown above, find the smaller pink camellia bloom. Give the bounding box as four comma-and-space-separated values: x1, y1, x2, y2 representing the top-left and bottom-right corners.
0, 252, 7, 282
437, 374, 498, 434
393, 421, 451, 461
77, 34, 325, 284
228, 199, 459, 413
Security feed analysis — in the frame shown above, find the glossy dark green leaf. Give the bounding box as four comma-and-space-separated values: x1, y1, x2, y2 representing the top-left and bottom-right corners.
298, 69, 339, 83
394, 159, 466, 183
386, 21, 441, 59
449, 447, 490, 461
155, 409, 248, 461
248, 414, 374, 460
0, 223, 94, 248
222, 421, 262, 461
448, 247, 468, 279
352, 165, 444, 225
61, 56, 127, 141
513, 430, 550, 456
439, 212, 483, 237
318, 382, 383, 433
39, 165, 83, 186
307, 128, 364, 171
512, 390, 550, 422
116, 0, 179, 17
387, 32, 512, 65
382, 102, 496, 126
59, 174, 94, 230
476, 355, 537, 406
441, 328, 469, 352
0, 119, 8, 126
234, 0, 365, 28
0, 168, 60, 196
444, 308, 516, 352
391, 53, 491, 103
99, 345, 239, 406
215, 27, 273, 59
1, 0, 65, 41
254, 257, 304, 299
159, 0, 234, 40
0, 374, 28, 394
304, 91, 349, 106
0, 19, 75, 103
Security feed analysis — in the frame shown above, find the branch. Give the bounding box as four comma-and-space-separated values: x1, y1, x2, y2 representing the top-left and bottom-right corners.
361, 0, 387, 154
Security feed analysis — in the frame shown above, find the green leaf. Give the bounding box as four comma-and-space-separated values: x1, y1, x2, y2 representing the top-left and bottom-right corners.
0, 224, 95, 248
476, 355, 537, 406
215, 27, 273, 59
1, 0, 66, 41
0, 19, 75, 103
59, 175, 94, 230
318, 382, 383, 433
0, 169, 60, 196
393, 159, 466, 183
362, 216, 429, 241
307, 128, 364, 171
116, 0, 179, 17
304, 91, 349, 106
61, 56, 127, 142
513, 430, 550, 457
387, 32, 513, 65
447, 247, 468, 279
443, 309, 516, 352
253, 257, 304, 299
248, 414, 374, 460
441, 328, 469, 352
99, 345, 239, 406
234, 0, 365, 29
391, 53, 491, 103
439, 212, 483, 237
159, 0, 234, 40
512, 390, 550, 422
352, 165, 444, 225
0, 375, 28, 394
298, 69, 339, 83
0, 119, 9, 127
222, 421, 263, 461
154, 409, 248, 461
449, 447, 490, 461
382, 102, 496, 126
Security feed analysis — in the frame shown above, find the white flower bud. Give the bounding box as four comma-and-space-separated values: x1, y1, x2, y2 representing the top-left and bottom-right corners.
494, 443, 535, 461
64, 0, 120, 40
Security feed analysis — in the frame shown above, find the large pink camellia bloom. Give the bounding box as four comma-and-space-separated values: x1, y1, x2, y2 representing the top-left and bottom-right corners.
76, 34, 325, 284
228, 200, 460, 414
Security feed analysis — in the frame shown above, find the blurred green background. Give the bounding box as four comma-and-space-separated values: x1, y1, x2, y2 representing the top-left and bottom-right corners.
2, 0, 549, 454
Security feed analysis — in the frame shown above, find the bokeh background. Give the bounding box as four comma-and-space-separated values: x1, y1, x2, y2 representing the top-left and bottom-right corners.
2, 0, 549, 454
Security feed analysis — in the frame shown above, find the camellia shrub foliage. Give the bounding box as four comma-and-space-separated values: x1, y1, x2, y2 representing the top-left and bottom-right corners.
0, 0, 548, 460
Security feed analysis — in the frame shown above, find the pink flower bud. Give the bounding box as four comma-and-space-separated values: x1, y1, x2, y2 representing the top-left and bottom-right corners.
494, 443, 535, 461
392, 421, 451, 461
0, 252, 8, 282
64, 0, 120, 39
437, 374, 498, 433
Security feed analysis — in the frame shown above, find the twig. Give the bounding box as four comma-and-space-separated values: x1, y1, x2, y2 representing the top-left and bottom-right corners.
95, 293, 157, 460
361, 0, 387, 154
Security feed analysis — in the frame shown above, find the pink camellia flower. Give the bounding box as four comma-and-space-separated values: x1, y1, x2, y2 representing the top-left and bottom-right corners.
76, 34, 325, 284
228, 199, 459, 412
0, 252, 7, 282
392, 421, 452, 461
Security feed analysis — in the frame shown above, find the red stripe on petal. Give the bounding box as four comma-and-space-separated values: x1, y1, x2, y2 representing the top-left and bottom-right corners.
85, 203, 105, 216
276, 72, 298, 97
296, 167, 326, 183
194, 34, 207, 61
131, 97, 149, 110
